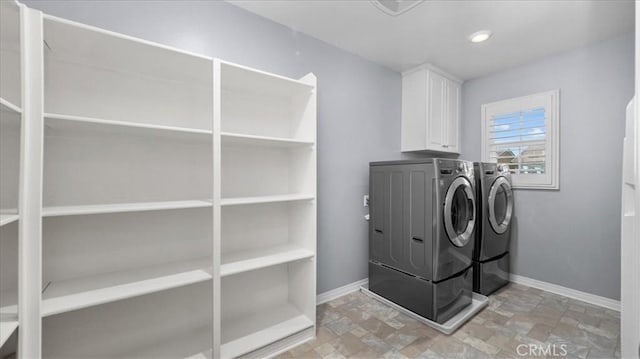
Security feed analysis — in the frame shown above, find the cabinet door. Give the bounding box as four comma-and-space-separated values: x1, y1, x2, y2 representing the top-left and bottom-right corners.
427, 71, 446, 151
401, 70, 427, 151
445, 81, 460, 153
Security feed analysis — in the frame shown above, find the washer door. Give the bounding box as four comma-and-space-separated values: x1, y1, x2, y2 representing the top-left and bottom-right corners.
488, 176, 513, 234
444, 177, 476, 247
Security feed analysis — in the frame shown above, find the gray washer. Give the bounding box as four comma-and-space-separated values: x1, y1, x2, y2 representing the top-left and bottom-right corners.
368, 158, 476, 323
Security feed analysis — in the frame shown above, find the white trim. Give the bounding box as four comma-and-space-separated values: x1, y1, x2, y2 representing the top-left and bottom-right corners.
248, 327, 315, 359
316, 279, 368, 305
316, 276, 620, 313
401, 63, 463, 84
510, 274, 620, 312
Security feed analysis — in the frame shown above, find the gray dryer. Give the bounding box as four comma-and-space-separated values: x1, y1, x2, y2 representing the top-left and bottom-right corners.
473, 162, 514, 295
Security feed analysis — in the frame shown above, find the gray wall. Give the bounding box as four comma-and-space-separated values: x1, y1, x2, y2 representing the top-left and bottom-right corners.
24, 0, 407, 294
460, 33, 634, 300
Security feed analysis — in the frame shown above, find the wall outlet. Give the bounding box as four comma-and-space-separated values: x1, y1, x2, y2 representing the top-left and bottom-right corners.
364, 195, 369, 207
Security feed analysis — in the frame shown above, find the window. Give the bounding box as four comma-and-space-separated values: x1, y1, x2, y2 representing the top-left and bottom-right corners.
481, 90, 559, 189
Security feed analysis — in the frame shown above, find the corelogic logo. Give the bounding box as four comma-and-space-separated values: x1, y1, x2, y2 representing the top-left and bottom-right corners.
516, 344, 568, 357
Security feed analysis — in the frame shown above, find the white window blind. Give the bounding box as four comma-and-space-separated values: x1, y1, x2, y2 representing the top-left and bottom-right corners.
481, 90, 559, 189
489, 107, 546, 175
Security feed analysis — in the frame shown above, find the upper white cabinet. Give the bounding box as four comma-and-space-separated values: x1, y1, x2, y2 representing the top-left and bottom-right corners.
401, 64, 462, 154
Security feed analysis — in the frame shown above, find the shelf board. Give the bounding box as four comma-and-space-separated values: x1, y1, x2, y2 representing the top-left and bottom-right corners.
185, 350, 211, 359
0, 213, 19, 227
44, 113, 213, 140
221, 245, 314, 277
44, 14, 212, 86
0, 98, 21, 114
0, 288, 18, 339
221, 132, 314, 148
120, 325, 212, 358
40, 257, 212, 317
220, 194, 314, 207
221, 304, 313, 359
43, 200, 212, 217
220, 60, 314, 97
0, 316, 18, 348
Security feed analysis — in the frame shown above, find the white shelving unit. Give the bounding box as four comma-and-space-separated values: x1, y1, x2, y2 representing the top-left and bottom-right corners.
0, 1, 22, 355
0, 4, 316, 358
39, 12, 215, 359
216, 59, 317, 359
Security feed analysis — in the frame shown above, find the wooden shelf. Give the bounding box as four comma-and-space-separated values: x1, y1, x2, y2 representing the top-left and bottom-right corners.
221, 132, 314, 148
0, 213, 19, 227
44, 113, 212, 140
221, 245, 314, 277
40, 257, 212, 317
42, 200, 212, 217
0, 98, 21, 114
0, 316, 18, 347
221, 304, 313, 359
220, 194, 314, 207
220, 60, 314, 97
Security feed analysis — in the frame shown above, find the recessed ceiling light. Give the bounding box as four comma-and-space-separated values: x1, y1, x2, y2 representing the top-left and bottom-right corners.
469, 30, 492, 43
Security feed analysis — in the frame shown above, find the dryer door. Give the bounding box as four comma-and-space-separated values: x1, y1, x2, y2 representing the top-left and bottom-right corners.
488, 176, 513, 234
444, 177, 476, 247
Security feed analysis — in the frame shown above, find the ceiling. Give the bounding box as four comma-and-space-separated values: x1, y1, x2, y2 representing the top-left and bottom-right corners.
228, 0, 634, 80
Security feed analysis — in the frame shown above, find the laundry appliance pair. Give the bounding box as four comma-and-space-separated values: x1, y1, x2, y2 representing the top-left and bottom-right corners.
367, 159, 513, 324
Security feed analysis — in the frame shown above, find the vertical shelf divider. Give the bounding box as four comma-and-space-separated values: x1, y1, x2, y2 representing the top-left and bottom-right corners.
212, 59, 222, 359
300, 72, 318, 335
18, 4, 44, 357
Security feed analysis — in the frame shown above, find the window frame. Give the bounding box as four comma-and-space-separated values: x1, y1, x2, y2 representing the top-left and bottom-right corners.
481, 89, 560, 190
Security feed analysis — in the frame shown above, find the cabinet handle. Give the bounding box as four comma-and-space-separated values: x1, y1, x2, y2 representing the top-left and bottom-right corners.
374, 229, 383, 234
412, 237, 424, 243
442, 144, 449, 148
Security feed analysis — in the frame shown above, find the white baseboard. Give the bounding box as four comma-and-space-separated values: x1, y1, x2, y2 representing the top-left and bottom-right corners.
510, 274, 621, 312
317, 278, 368, 305
315, 276, 620, 312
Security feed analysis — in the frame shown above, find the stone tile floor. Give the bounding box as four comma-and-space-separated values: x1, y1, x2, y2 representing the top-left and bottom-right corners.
276, 283, 620, 359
